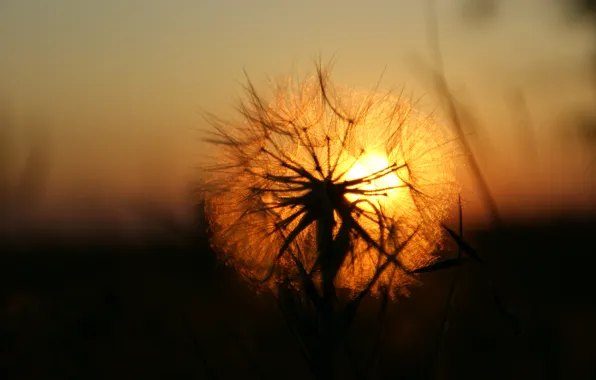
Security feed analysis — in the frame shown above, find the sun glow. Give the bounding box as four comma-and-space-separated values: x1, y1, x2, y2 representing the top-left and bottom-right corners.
343, 152, 408, 210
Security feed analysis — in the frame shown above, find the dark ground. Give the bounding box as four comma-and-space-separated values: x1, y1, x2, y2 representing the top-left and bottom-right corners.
1, 210, 596, 380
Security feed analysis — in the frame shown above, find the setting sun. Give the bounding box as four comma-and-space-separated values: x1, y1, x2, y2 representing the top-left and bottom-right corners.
342, 152, 408, 211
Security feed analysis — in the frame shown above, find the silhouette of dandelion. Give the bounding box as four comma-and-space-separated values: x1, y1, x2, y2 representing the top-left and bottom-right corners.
203, 65, 461, 299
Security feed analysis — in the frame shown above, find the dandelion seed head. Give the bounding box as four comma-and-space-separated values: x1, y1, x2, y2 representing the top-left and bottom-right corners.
204, 70, 461, 298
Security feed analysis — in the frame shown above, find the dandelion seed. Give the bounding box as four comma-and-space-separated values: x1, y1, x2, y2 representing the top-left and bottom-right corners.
203, 67, 461, 298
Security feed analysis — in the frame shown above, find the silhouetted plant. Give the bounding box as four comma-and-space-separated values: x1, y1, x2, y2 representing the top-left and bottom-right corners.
202, 61, 464, 378
421, 3, 533, 376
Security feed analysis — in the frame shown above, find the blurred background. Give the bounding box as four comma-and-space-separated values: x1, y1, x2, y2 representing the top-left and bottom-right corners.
1, 0, 595, 231
2, 1, 596, 379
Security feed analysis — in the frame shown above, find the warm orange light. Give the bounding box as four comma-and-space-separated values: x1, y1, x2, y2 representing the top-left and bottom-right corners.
343, 152, 406, 210
204, 73, 461, 297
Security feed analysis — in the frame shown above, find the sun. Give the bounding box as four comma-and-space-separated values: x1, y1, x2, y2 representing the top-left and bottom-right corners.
342, 152, 408, 211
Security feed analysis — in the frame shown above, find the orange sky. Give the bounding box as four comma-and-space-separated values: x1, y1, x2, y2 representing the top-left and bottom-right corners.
1, 0, 595, 229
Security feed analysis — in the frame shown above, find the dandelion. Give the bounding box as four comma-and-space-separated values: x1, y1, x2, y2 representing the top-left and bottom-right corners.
202, 64, 461, 299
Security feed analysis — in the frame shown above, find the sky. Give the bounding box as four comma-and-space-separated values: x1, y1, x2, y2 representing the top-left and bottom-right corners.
1, 0, 595, 228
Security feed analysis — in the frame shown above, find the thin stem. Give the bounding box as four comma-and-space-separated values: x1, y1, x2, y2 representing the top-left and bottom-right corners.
424, 0, 502, 230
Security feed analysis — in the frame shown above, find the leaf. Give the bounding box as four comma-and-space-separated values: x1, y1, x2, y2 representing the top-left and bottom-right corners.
442, 224, 484, 264
411, 257, 468, 274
